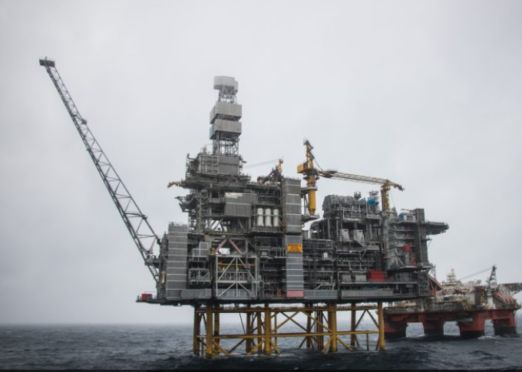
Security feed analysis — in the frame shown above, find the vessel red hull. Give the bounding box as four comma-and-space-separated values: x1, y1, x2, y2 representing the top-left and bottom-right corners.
384, 309, 518, 339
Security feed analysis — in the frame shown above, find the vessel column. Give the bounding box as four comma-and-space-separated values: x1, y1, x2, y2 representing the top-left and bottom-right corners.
422, 320, 445, 337
384, 321, 408, 340
458, 312, 486, 339
493, 312, 518, 336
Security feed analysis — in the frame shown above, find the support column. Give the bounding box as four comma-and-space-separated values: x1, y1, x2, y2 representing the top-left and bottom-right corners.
213, 308, 220, 356
306, 309, 313, 349
493, 312, 517, 336
264, 304, 272, 355
205, 305, 214, 359
257, 309, 262, 354
458, 313, 486, 338
351, 303, 358, 347
315, 310, 324, 349
274, 312, 279, 350
193, 306, 201, 356
377, 302, 386, 351
246, 306, 253, 353
328, 303, 338, 353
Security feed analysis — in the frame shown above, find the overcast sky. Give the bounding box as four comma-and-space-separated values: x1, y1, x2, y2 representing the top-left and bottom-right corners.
1, 0, 521, 324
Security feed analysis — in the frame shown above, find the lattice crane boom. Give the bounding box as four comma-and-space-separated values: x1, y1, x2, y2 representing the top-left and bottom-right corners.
318, 169, 404, 211
298, 140, 403, 213
318, 170, 401, 189
39, 58, 160, 285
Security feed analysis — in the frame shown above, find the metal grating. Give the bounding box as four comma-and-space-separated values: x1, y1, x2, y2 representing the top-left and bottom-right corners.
166, 224, 189, 300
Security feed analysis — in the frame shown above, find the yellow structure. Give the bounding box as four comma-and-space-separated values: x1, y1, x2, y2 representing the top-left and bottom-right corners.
297, 140, 318, 216
298, 140, 404, 212
192, 303, 386, 359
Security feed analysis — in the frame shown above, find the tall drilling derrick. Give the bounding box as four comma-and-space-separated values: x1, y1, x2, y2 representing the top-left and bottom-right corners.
41, 59, 451, 358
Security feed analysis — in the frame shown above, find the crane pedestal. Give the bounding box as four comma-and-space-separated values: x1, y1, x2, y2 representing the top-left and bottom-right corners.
192, 303, 386, 359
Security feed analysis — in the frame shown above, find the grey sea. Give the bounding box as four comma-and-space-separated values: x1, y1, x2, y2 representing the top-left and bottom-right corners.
1, 320, 522, 370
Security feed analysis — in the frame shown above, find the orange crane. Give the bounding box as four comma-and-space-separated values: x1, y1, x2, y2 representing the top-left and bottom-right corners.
298, 140, 404, 214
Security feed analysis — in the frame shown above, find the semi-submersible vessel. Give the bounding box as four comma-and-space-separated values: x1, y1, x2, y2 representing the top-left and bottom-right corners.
40, 58, 521, 358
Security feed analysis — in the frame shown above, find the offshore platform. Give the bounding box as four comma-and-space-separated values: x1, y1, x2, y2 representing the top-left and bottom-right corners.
39, 58, 518, 359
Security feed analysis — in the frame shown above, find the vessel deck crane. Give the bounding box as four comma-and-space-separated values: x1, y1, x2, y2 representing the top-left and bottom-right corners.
297, 140, 404, 214
39, 58, 161, 285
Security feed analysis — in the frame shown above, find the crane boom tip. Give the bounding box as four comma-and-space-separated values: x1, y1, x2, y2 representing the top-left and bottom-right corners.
39, 58, 55, 68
